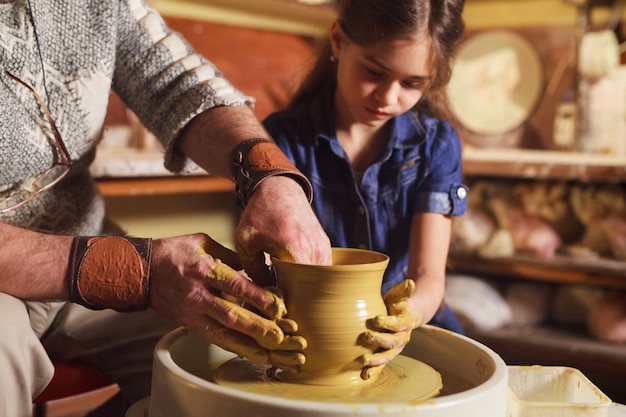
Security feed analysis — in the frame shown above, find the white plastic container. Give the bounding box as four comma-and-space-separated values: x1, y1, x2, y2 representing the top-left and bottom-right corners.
507, 365, 612, 417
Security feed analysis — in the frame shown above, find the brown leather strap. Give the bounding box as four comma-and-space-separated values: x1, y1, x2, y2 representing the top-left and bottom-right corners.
68, 236, 152, 312
230, 138, 313, 206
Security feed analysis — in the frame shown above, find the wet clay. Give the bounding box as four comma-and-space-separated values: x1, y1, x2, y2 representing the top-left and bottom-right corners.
271, 248, 393, 386
210, 354, 442, 404
272, 248, 389, 385
208, 248, 443, 406
197, 246, 287, 319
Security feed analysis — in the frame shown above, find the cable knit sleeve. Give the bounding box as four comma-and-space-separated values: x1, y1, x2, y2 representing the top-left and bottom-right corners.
112, 0, 255, 173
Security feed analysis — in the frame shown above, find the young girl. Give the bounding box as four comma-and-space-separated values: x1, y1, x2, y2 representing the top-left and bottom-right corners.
264, 0, 468, 371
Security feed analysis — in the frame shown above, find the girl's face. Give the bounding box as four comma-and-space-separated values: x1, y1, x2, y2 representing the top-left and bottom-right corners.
330, 21, 433, 129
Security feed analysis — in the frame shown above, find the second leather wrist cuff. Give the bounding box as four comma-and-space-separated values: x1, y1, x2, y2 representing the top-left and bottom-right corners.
68, 236, 152, 312
230, 138, 313, 206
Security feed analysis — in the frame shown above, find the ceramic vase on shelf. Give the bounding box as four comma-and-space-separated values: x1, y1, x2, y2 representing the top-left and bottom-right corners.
271, 247, 389, 386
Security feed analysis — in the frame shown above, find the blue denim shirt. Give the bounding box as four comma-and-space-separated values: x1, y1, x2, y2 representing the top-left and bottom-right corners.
264, 86, 468, 331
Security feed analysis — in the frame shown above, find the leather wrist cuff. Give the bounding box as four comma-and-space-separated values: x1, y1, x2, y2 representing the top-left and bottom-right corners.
68, 236, 152, 312
230, 138, 313, 206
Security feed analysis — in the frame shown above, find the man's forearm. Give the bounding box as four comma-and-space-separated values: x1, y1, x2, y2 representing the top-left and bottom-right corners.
176, 105, 270, 179
0, 222, 72, 300
176, 104, 312, 206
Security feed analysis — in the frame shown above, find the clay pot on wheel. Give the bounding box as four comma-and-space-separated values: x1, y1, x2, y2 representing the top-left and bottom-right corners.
271, 247, 389, 386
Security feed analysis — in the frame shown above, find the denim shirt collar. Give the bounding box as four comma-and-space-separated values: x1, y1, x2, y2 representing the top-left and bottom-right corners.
311, 85, 433, 160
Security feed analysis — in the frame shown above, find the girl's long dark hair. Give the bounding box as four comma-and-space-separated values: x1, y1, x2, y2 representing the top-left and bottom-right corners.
289, 0, 465, 120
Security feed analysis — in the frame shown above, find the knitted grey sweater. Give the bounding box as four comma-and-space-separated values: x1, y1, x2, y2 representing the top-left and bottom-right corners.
0, 0, 251, 235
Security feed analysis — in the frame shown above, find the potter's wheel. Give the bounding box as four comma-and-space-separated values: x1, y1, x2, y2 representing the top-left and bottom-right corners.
127, 326, 509, 417
210, 354, 442, 404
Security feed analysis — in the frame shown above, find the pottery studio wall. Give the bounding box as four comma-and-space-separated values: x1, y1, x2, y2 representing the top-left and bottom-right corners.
102, 0, 619, 247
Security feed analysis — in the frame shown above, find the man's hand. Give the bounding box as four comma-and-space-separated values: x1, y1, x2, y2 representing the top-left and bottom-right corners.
148, 233, 305, 368
234, 175, 332, 286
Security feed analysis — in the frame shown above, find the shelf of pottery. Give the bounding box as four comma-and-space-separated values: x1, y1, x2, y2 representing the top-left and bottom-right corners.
442, 23, 626, 404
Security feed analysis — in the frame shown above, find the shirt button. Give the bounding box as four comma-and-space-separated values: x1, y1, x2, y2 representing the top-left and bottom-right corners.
456, 187, 467, 200
358, 206, 366, 216
358, 244, 367, 249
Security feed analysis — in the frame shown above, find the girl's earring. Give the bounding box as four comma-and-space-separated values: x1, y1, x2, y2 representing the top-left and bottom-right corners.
330, 55, 337, 63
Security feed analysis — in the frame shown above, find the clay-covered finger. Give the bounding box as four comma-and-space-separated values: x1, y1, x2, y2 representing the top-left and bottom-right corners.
257, 332, 307, 351
372, 309, 417, 332
269, 350, 306, 368
199, 238, 243, 271
360, 329, 410, 350
201, 319, 268, 365
279, 334, 307, 351
204, 256, 287, 320
235, 226, 294, 288
262, 287, 290, 320
250, 289, 287, 320
265, 286, 285, 299
276, 318, 298, 334
207, 295, 285, 347
361, 364, 385, 381
205, 296, 306, 354
383, 279, 415, 304
360, 347, 402, 367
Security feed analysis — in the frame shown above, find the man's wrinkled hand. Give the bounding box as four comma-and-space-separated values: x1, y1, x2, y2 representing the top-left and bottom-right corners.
359, 279, 421, 380
200, 294, 306, 370
199, 256, 307, 369
148, 234, 309, 371
234, 175, 332, 287
260, 285, 308, 372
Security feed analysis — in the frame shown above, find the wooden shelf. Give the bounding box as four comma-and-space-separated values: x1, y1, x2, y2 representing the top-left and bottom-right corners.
462, 147, 626, 182
96, 176, 234, 197
467, 325, 626, 368
447, 252, 626, 289
458, 147, 626, 290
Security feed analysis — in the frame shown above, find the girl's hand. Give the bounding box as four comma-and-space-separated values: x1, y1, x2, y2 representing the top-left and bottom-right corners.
359, 279, 421, 380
